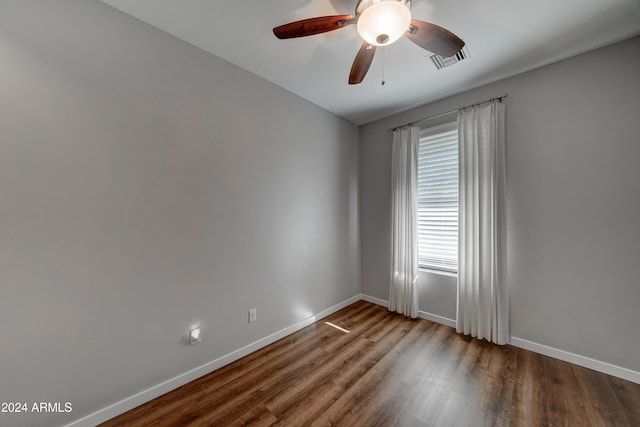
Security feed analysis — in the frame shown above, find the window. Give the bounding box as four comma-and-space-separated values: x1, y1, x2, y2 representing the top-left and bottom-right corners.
417, 122, 458, 273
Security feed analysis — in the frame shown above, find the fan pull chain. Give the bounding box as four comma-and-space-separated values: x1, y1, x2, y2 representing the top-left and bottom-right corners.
380, 46, 386, 86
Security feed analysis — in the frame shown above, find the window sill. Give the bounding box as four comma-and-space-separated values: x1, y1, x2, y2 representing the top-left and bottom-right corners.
418, 267, 458, 278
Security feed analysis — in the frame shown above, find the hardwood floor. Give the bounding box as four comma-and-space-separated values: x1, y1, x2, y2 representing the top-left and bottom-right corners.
101, 301, 640, 426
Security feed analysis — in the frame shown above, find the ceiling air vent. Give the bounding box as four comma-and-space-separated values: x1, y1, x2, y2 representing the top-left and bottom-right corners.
429, 46, 470, 70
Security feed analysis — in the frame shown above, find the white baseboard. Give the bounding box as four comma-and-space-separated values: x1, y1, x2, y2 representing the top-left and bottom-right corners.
418, 310, 456, 328
509, 336, 640, 384
359, 293, 639, 384
359, 293, 457, 328
359, 293, 389, 308
65, 295, 360, 427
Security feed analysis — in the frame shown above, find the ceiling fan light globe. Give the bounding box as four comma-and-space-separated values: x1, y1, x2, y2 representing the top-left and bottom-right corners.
356, 1, 411, 46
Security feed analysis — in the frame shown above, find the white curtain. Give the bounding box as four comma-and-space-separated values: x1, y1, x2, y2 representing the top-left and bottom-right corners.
389, 127, 420, 318
456, 101, 508, 344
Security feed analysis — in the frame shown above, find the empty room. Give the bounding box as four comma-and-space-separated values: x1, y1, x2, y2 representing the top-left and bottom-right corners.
1, 0, 639, 426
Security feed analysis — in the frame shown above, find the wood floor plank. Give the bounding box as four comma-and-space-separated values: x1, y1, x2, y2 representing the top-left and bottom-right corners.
184, 347, 333, 426
319, 319, 435, 426
331, 316, 416, 391
572, 364, 631, 427
540, 354, 593, 426
611, 375, 640, 424
270, 380, 344, 427
262, 335, 372, 417
482, 343, 516, 425
210, 404, 276, 427
513, 350, 550, 427
101, 302, 640, 427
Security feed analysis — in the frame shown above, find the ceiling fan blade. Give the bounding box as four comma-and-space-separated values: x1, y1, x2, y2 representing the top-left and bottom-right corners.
349, 42, 376, 85
273, 15, 354, 39
405, 19, 465, 57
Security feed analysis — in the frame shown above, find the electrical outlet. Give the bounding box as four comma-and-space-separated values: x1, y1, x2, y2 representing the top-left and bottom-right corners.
248, 308, 257, 323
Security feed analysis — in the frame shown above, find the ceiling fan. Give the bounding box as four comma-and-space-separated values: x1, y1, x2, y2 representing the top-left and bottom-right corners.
273, 0, 465, 85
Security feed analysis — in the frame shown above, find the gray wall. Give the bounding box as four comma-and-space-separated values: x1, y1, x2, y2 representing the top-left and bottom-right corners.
0, 1, 359, 426
360, 36, 640, 372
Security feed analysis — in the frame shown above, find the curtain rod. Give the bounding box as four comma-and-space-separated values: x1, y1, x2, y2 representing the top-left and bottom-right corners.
386, 94, 509, 133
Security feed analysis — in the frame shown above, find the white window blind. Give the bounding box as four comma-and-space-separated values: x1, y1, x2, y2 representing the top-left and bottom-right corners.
417, 122, 458, 273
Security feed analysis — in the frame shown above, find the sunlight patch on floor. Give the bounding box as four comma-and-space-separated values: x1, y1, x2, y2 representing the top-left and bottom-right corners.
324, 322, 350, 333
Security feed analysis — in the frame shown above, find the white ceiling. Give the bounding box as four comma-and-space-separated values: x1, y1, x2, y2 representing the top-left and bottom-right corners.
101, 0, 640, 125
